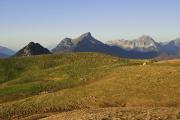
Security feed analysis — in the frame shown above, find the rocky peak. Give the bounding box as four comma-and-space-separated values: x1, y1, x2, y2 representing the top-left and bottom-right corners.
134, 35, 157, 48
15, 42, 51, 56
26, 42, 41, 49
72, 32, 99, 45
62, 38, 72, 42
107, 35, 158, 52
58, 38, 73, 46
79, 32, 92, 38
52, 32, 105, 53
28, 41, 36, 46
137, 35, 155, 43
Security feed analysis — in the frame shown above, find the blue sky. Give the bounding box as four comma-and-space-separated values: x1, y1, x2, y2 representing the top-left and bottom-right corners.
0, 0, 180, 50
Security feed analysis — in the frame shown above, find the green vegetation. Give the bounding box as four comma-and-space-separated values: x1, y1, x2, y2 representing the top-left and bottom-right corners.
0, 52, 179, 119
0, 53, 133, 103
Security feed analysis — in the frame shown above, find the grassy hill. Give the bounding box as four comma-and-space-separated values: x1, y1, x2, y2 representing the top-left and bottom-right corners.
0, 53, 180, 119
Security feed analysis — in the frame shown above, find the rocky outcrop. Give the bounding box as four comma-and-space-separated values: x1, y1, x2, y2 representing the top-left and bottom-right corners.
15, 42, 51, 56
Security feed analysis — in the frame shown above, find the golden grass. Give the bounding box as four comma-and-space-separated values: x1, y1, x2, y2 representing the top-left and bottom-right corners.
0, 53, 180, 119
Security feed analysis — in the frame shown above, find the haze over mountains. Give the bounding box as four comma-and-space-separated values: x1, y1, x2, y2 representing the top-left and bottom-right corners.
108, 36, 180, 56
1, 32, 180, 59
0, 46, 15, 58
107, 35, 159, 52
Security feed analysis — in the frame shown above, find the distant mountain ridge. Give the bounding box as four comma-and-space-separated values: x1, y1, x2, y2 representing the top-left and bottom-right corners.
158, 38, 180, 56
0, 46, 15, 58
108, 36, 180, 58
107, 35, 158, 52
0, 52, 8, 58
15, 42, 51, 56
9, 32, 180, 59
52, 32, 105, 53
52, 32, 112, 54
52, 32, 158, 59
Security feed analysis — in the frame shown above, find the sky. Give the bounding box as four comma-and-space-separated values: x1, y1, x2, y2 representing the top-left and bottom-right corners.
0, 0, 180, 50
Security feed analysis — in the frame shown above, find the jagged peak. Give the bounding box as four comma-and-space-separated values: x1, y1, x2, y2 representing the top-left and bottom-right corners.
28, 42, 36, 46
79, 32, 92, 38
71, 32, 95, 44
136, 35, 155, 43
62, 38, 72, 42
58, 38, 73, 46
27, 42, 42, 47
24, 42, 47, 50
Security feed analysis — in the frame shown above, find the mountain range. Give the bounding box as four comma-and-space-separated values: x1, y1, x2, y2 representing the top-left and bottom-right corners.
107, 35, 159, 52
1, 32, 180, 59
52, 32, 180, 59
107, 36, 180, 56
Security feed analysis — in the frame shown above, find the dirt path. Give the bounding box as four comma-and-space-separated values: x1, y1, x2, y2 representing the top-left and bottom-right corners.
40, 107, 180, 120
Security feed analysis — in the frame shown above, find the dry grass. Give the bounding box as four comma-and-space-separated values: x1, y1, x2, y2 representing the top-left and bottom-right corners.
41, 107, 180, 120
0, 53, 180, 119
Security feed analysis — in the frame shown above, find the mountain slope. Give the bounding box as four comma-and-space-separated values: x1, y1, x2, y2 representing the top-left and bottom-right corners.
52, 32, 110, 53
0, 46, 15, 57
15, 42, 51, 56
52, 33, 159, 59
0, 52, 8, 58
158, 38, 180, 56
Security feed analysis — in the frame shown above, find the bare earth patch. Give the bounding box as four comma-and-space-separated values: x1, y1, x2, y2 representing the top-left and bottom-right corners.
41, 107, 180, 120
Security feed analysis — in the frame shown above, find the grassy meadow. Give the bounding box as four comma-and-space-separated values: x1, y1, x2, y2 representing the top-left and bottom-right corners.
0, 52, 180, 119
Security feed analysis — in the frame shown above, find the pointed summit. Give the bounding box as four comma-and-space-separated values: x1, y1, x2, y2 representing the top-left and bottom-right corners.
15, 42, 51, 56
79, 32, 92, 38
52, 38, 74, 53
28, 41, 35, 45
138, 35, 155, 42
71, 32, 99, 45
52, 32, 106, 53
27, 42, 36, 46
74, 32, 93, 43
